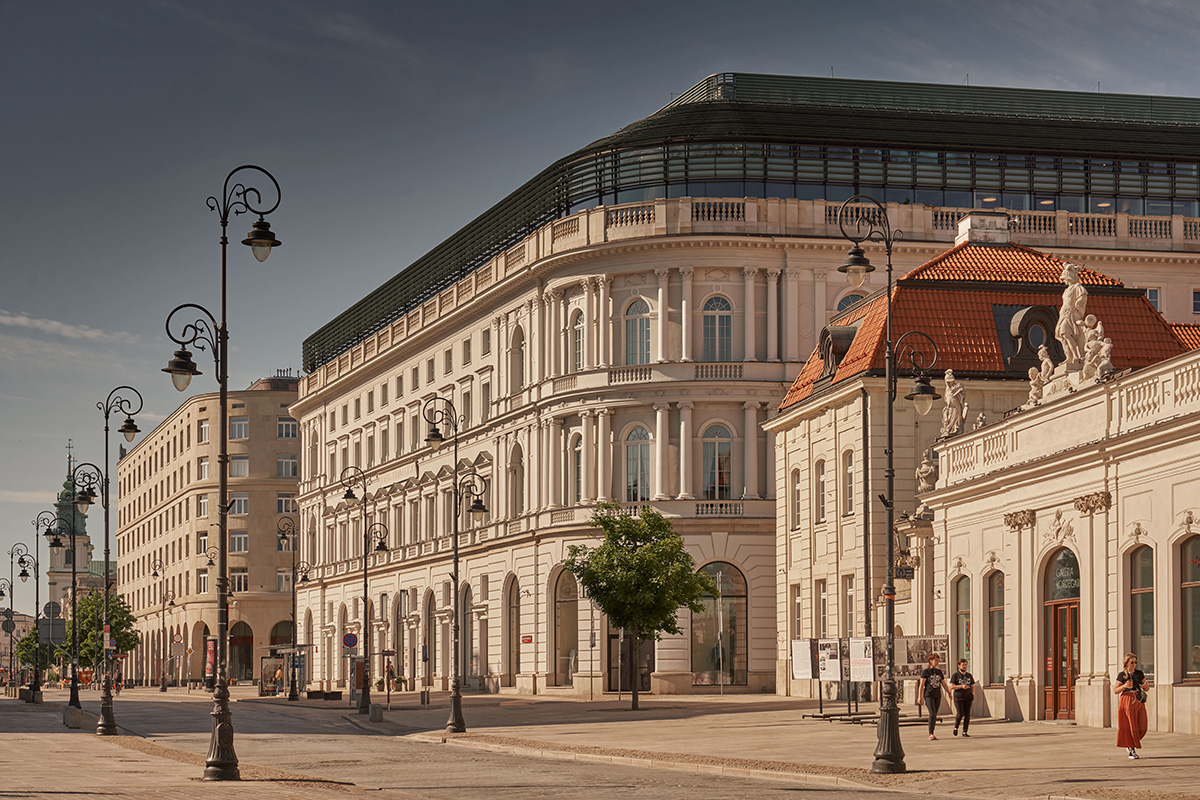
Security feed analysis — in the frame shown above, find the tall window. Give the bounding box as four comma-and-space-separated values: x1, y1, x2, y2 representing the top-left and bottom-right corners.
701, 296, 732, 362
701, 424, 732, 500
792, 585, 803, 638
1183, 536, 1200, 680
197, 419, 210, 443
955, 576, 971, 664
624, 427, 651, 502
987, 572, 1004, 685
814, 460, 827, 523
571, 435, 583, 505
197, 494, 209, 517
277, 417, 298, 439
841, 450, 855, 515
230, 417, 249, 440
509, 445, 525, 516
791, 469, 803, 529
1144, 288, 1160, 311
197, 457, 209, 480
690, 562, 748, 686
1130, 546, 1154, 678
842, 574, 855, 635
571, 310, 584, 373
277, 569, 292, 593
511, 328, 526, 390
624, 299, 651, 365
197, 569, 208, 593
815, 580, 828, 638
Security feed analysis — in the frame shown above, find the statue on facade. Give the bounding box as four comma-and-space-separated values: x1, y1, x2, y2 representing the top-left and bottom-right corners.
1055, 263, 1089, 367
914, 449, 939, 520
1023, 366, 1046, 409
940, 369, 967, 438
1097, 337, 1114, 376
1080, 315, 1115, 380
1037, 344, 1055, 382
974, 412, 987, 430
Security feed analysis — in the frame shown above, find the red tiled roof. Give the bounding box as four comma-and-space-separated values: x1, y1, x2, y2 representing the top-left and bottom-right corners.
900, 241, 1124, 285
1174, 323, 1200, 350
780, 243, 1183, 411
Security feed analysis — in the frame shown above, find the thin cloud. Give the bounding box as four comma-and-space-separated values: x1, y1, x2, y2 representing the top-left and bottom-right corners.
0, 310, 139, 345
0, 490, 55, 505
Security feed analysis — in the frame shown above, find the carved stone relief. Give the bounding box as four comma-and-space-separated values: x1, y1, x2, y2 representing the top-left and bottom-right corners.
1074, 491, 1112, 515
1129, 522, 1147, 543
1043, 509, 1076, 544
1004, 509, 1036, 530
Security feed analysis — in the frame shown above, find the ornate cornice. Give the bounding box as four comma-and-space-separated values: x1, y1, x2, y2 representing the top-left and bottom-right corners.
1073, 491, 1112, 515
1004, 509, 1036, 529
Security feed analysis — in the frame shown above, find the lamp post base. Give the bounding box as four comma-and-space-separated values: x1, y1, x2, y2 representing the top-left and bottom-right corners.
96, 679, 117, 735
288, 675, 299, 702
871, 679, 907, 774
203, 680, 240, 781
446, 679, 466, 733
69, 676, 81, 709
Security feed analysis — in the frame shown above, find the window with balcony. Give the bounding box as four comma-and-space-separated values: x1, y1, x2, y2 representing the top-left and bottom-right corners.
624, 427, 651, 502
701, 296, 732, 362
701, 424, 732, 500
624, 299, 651, 365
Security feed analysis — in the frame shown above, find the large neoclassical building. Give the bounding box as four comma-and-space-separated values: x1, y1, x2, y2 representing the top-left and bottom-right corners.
293, 72, 1200, 698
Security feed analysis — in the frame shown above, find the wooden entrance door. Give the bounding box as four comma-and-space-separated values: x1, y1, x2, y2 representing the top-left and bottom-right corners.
1043, 600, 1079, 719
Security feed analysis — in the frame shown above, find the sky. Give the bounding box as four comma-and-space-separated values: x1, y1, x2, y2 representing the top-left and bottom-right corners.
3, 0, 1200, 614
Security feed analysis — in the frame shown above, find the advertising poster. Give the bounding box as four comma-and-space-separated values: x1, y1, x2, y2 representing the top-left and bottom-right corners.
848, 637, 875, 682
790, 639, 816, 680
816, 638, 841, 681
205, 637, 216, 680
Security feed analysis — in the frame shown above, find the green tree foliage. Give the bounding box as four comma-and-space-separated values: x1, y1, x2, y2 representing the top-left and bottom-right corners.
15, 626, 53, 677
69, 591, 140, 668
564, 502, 717, 710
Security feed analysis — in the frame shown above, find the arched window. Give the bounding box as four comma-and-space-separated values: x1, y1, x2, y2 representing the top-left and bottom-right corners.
691, 562, 748, 685
570, 434, 583, 505
1130, 546, 1154, 677
813, 460, 827, 523
954, 576, 971, 664
701, 296, 733, 362
571, 310, 584, 373
509, 445, 525, 515
505, 578, 521, 686
791, 468, 802, 530
837, 293, 867, 312
624, 427, 651, 502
423, 593, 437, 687
554, 571, 579, 686
511, 327, 526, 391
701, 424, 732, 500
841, 450, 854, 516
463, 585, 477, 679
987, 572, 1004, 685
1181, 536, 1200, 680
624, 299, 651, 365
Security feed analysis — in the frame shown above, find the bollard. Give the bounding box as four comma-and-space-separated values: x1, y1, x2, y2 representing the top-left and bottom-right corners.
369, 703, 383, 722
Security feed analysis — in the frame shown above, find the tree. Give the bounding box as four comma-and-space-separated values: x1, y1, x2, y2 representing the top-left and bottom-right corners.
70, 591, 140, 670
15, 626, 53, 682
564, 502, 717, 710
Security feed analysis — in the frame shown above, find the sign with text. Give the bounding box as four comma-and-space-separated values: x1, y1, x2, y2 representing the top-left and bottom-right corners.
848, 637, 874, 682
816, 638, 841, 682
789, 639, 816, 680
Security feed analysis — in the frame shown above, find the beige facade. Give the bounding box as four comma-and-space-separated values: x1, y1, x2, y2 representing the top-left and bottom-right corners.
115, 375, 299, 687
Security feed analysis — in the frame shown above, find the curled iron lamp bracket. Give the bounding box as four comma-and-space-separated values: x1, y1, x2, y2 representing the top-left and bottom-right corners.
208, 165, 281, 224
837, 194, 905, 251
165, 303, 220, 359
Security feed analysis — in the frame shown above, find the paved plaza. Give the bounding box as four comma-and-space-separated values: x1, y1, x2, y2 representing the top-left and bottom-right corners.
2, 686, 1198, 799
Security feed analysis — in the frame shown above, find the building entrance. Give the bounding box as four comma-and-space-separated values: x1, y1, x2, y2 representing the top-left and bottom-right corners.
1043, 548, 1081, 720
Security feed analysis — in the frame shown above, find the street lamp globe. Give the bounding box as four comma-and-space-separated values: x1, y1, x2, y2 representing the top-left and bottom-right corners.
162, 348, 201, 392
468, 497, 488, 521
838, 246, 875, 289
241, 217, 282, 263
119, 416, 140, 442
19, 567, 29, 583
904, 374, 941, 416
425, 425, 445, 452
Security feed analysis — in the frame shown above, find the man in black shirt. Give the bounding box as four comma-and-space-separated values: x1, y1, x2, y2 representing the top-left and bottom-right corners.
949, 658, 975, 737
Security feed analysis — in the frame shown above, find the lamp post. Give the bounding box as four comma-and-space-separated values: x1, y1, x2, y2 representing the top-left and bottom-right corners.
40, 511, 83, 709
150, 560, 176, 692
339, 467, 389, 714
161, 165, 281, 782
423, 395, 488, 734
72, 386, 141, 734
276, 517, 311, 702
11, 537, 40, 695
836, 195, 941, 775
0, 577, 12, 694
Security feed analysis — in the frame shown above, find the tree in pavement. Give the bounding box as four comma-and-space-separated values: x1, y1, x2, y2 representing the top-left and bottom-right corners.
564, 502, 717, 710
70, 591, 140, 669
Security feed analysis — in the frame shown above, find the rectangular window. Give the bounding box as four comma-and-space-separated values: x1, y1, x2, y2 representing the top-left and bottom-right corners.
277, 569, 292, 593
481, 383, 491, 421
792, 585, 803, 638
230, 493, 249, 515
354, 398, 361, 419
1194, 289, 1200, 314
277, 417, 298, 439
411, 367, 419, 390
410, 414, 419, 450
482, 329, 491, 355
842, 575, 855, 636
230, 568, 249, 594
816, 580, 828, 639
367, 391, 374, 414
277, 454, 298, 478
380, 382, 389, 406
229, 531, 249, 552
842, 451, 855, 516
197, 420, 210, 443
396, 375, 404, 397
814, 461, 827, 523
329, 411, 336, 431
988, 573, 1005, 685
1145, 288, 1161, 312
444, 348, 453, 374
426, 358, 435, 383
197, 569, 208, 594
395, 419, 405, 454
198, 457, 209, 480
229, 455, 249, 477
197, 494, 209, 517
277, 493, 297, 513
462, 338, 472, 365
229, 417, 249, 440
380, 427, 389, 460
341, 405, 349, 426
198, 530, 208, 554
461, 391, 472, 428
367, 435, 375, 466
955, 577, 972, 663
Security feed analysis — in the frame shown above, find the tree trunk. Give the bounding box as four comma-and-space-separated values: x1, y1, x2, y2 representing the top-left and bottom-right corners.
629, 632, 639, 711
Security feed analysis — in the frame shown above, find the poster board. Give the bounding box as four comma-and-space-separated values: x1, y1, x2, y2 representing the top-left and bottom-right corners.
874, 635, 950, 681
816, 638, 841, 681
789, 639, 816, 680
848, 637, 875, 682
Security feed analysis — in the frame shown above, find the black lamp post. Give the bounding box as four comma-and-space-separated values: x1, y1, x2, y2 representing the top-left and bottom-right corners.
0, 577, 11, 693
11, 537, 40, 696
72, 386, 141, 735
40, 511, 82, 709
161, 165, 281, 782
339, 467, 389, 715
276, 517, 311, 702
150, 560, 175, 692
423, 395, 488, 734
836, 195, 941, 774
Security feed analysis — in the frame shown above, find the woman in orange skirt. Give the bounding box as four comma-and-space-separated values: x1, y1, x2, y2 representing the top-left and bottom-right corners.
1114, 653, 1150, 759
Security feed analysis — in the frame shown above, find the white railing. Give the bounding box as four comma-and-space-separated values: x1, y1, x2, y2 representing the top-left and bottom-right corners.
1128, 216, 1171, 238
606, 204, 654, 228
695, 501, 744, 516
552, 216, 581, 240
1009, 212, 1056, 235
609, 366, 652, 383
1067, 214, 1117, 237
550, 508, 576, 525
694, 363, 743, 379
693, 200, 744, 222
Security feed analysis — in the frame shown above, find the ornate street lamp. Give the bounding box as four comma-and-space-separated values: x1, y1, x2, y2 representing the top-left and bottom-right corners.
423, 395, 488, 734
836, 195, 941, 775
339, 467, 389, 714
40, 511, 83, 709
11, 533, 41, 696
71, 386, 141, 735
150, 559, 176, 692
276, 517, 311, 702
161, 165, 281, 781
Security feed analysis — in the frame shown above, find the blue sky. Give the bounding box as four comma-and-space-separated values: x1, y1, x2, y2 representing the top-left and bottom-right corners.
3, 0, 1200, 613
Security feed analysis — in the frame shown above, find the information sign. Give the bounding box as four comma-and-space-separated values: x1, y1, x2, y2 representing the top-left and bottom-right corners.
848, 637, 875, 682
816, 638, 841, 681
789, 639, 816, 680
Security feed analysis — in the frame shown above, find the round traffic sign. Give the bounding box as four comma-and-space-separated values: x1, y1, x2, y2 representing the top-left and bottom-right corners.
1, 620, 14, 634
172, 633, 183, 644
44, 601, 62, 619
342, 632, 358, 648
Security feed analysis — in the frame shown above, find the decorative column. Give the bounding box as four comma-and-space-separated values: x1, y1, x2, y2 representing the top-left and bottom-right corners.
598, 276, 612, 368
653, 402, 671, 500
677, 401, 695, 500
766, 268, 781, 362
580, 411, 595, 503
680, 267, 694, 362
783, 266, 802, 362
596, 410, 612, 501
549, 418, 563, 508
743, 267, 759, 361
655, 268, 670, 362
530, 297, 543, 385
559, 293, 570, 376
812, 270, 827, 350
582, 280, 596, 370
547, 289, 562, 378
742, 401, 760, 500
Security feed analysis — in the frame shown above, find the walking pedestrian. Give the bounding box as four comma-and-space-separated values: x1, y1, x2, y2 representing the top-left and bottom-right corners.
949, 658, 975, 737
917, 653, 945, 740
1114, 652, 1150, 759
